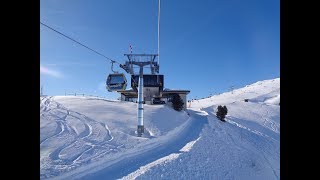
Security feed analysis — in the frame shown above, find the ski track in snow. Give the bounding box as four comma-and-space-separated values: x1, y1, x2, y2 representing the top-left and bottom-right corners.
40, 96, 115, 179
63, 109, 208, 180
40, 78, 279, 179
261, 106, 279, 134
122, 153, 181, 180
220, 117, 279, 179
121, 136, 201, 180
123, 105, 278, 180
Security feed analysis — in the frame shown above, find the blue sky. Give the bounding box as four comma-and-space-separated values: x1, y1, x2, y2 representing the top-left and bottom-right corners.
40, 0, 279, 100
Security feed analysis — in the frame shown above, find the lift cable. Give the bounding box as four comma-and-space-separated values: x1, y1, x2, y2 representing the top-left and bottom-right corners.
40, 21, 120, 64
40, 21, 139, 86
157, 0, 161, 65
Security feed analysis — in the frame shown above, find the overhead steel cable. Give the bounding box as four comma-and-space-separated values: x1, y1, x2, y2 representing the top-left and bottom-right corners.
40, 21, 139, 86
40, 21, 120, 64
158, 0, 161, 65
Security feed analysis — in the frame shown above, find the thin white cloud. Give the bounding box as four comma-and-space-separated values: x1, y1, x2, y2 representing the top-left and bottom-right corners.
40, 65, 63, 78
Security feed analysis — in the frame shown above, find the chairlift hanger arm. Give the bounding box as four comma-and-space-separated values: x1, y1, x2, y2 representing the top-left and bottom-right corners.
110, 60, 119, 73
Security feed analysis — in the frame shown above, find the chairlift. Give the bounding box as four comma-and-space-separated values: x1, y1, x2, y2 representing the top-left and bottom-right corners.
106, 61, 127, 92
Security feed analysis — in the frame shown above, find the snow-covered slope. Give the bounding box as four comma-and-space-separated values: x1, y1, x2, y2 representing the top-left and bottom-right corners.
40, 78, 280, 179
40, 96, 189, 179
190, 78, 280, 108
132, 78, 280, 180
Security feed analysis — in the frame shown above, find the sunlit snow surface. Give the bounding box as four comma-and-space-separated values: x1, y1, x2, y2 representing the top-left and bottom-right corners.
40, 78, 279, 180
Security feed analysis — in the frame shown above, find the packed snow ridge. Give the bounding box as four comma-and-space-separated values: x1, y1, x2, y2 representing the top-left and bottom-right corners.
40, 78, 279, 180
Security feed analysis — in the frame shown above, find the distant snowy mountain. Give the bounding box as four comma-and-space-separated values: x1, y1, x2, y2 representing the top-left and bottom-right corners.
40, 78, 280, 179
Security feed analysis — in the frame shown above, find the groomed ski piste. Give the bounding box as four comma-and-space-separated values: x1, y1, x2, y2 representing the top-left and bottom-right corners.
40, 78, 280, 180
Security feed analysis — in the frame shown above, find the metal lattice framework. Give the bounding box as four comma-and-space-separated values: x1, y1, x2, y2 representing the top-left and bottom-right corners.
121, 54, 159, 75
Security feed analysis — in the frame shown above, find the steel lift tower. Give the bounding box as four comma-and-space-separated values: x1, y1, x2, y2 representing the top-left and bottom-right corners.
120, 54, 159, 136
